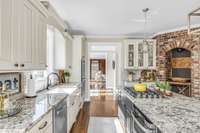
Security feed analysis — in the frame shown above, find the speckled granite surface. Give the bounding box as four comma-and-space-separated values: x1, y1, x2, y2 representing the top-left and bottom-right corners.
0, 91, 68, 133
124, 90, 200, 133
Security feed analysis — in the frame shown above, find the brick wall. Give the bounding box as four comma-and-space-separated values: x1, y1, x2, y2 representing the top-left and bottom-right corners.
154, 29, 200, 97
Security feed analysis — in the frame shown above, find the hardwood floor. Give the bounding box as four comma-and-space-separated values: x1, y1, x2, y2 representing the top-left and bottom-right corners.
90, 95, 118, 117
70, 95, 118, 133
70, 102, 90, 133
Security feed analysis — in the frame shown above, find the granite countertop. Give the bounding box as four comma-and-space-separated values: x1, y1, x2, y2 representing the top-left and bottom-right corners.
124, 90, 200, 133
0, 83, 80, 133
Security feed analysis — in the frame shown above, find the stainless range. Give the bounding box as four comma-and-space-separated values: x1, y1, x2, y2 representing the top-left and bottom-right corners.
117, 87, 162, 133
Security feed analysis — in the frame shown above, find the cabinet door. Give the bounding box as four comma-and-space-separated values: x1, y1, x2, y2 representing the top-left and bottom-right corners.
66, 37, 73, 69
0, 0, 16, 70
124, 42, 137, 69
147, 40, 156, 69
127, 44, 135, 68
36, 12, 47, 69
137, 42, 145, 68
22, 0, 34, 69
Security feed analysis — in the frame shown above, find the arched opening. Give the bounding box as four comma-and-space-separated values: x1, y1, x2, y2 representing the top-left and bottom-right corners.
166, 48, 192, 96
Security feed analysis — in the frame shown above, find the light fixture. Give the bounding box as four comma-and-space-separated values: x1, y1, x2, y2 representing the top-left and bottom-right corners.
142, 8, 149, 53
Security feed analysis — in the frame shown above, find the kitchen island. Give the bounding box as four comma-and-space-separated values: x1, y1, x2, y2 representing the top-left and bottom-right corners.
123, 88, 200, 133
0, 83, 81, 133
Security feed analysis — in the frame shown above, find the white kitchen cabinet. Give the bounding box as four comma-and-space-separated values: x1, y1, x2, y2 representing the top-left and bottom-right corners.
26, 110, 53, 133
0, 0, 48, 71
65, 37, 73, 70
67, 87, 82, 133
35, 11, 47, 69
22, 0, 35, 69
23, 0, 47, 70
54, 30, 73, 70
124, 39, 156, 69
0, 0, 23, 70
124, 40, 138, 69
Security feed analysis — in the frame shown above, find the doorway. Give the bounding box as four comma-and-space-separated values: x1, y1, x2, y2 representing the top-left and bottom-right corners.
88, 50, 117, 97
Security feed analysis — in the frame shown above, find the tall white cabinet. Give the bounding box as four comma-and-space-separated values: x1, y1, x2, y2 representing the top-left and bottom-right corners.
0, 0, 48, 71
124, 39, 156, 69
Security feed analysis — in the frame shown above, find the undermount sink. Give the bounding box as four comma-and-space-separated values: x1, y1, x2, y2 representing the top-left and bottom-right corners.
46, 87, 77, 95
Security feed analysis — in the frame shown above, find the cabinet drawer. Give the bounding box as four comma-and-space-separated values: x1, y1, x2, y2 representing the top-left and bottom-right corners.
27, 110, 52, 133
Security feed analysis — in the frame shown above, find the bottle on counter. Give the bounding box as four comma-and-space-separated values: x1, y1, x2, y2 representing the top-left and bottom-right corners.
1, 83, 9, 111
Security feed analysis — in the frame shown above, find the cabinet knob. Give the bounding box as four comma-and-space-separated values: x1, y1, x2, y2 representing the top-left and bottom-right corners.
20, 64, 25, 67
14, 64, 19, 67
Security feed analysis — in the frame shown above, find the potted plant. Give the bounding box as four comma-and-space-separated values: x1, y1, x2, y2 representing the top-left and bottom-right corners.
155, 80, 161, 91
64, 70, 71, 83
164, 82, 172, 95
159, 82, 166, 93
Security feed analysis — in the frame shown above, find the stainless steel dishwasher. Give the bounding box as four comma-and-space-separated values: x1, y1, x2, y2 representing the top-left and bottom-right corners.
54, 98, 68, 133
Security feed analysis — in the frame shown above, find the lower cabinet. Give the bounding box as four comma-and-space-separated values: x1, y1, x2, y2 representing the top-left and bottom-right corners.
26, 110, 53, 133
67, 88, 82, 133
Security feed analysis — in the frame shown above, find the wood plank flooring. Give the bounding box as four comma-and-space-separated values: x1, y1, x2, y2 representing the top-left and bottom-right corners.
90, 95, 118, 117
70, 95, 118, 133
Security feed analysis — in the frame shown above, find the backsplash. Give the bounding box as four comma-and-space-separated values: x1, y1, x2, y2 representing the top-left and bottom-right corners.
0, 73, 21, 94
0, 71, 47, 100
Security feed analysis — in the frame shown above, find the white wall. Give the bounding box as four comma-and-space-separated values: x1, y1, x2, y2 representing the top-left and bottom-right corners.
90, 52, 107, 59
106, 52, 116, 89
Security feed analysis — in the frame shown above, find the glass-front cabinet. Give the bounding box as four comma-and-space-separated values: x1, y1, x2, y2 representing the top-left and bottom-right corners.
128, 45, 135, 67
138, 42, 144, 67
124, 39, 156, 69
147, 40, 156, 69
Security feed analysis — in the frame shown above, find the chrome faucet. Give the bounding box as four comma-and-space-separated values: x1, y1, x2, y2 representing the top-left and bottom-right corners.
47, 72, 60, 90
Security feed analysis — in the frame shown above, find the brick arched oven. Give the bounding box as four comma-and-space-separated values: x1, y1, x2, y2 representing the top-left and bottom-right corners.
154, 29, 200, 97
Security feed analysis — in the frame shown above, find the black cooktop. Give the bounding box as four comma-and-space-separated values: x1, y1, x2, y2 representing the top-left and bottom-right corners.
124, 87, 165, 98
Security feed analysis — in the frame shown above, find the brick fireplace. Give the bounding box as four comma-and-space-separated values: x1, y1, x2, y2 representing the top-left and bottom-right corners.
154, 29, 200, 97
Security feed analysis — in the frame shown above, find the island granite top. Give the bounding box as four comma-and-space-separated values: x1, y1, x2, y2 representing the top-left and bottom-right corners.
124, 90, 200, 133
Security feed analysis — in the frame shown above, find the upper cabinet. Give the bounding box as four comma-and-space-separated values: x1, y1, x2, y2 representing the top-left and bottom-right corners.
54, 29, 73, 70
65, 36, 73, 70
124, 39, 156, 69
0, 0, 22, 70
0, 0, 48, 71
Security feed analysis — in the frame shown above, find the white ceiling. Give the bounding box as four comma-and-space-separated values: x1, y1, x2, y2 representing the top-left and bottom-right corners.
49, 0, 200, 36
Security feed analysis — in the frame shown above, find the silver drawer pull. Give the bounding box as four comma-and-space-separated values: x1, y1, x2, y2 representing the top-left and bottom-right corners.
38, 121, 48, 130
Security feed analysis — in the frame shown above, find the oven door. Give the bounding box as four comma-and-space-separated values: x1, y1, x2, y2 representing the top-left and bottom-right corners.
125, 108, 133, 133
132, 106, 157, 133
